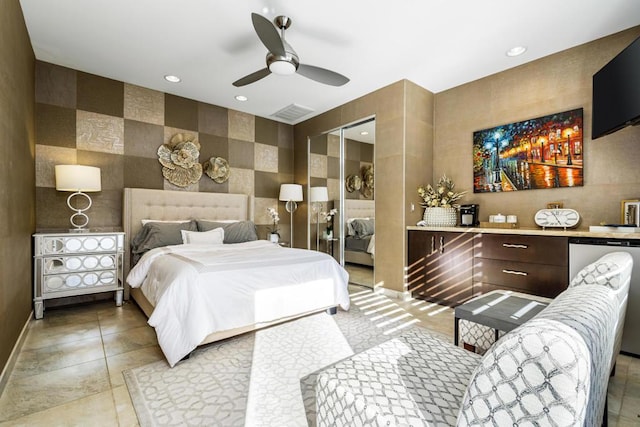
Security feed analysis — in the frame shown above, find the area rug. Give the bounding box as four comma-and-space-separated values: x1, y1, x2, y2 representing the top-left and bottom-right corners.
124, 289, 417, 426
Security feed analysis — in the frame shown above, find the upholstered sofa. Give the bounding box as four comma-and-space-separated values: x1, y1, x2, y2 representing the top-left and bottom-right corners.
315, 251, 633, 426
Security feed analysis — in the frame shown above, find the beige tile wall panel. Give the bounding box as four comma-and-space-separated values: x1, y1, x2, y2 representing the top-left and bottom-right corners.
76, 111, 124, 155
254, 143, 279, 173
254, 197, 278, 226
309, 153, 328, 179
327, 134, 340, 158
35, 145, 76, 188
228, 168, 255, 196
123, 84, 164, 125
434, 26, 640, 230
228, 110, 255, 141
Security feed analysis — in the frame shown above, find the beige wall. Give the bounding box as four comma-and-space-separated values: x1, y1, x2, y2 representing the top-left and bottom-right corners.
295, 81, 435, 293
434, 26, 640, 229
0, 0, 35, 380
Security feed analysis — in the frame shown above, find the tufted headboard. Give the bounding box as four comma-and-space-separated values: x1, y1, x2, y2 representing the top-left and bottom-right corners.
342, 199, 375, 221
122, 188, 254, 292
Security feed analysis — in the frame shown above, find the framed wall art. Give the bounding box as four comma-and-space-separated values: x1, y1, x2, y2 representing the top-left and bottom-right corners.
473, 108, 583, 193
621, 199, 640, 226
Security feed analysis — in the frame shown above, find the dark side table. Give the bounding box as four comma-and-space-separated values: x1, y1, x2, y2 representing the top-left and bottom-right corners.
454, 291, 550, 347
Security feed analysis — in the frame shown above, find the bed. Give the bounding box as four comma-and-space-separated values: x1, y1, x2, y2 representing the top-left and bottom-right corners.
340, 199, 375, 267
123, 188, 350, 367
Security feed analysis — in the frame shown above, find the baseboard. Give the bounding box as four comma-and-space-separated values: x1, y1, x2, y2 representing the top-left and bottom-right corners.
0, 311, 32, 395
379, 287, 412, 301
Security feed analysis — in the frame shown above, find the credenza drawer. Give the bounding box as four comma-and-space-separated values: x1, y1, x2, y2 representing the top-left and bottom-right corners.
473, 258, 567, 298
474, 234, 568, 266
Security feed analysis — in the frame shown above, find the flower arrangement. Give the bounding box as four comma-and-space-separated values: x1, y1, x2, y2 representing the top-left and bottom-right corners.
267, 207, 280, 234
418, 174, 467, 208
322, 208, 338, 231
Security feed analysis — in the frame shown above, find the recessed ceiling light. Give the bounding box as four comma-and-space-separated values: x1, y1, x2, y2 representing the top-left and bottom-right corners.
235, 95, 248, 102
506, 46, 527, 57
360, 131, 369, 136
164, 75, 181, 83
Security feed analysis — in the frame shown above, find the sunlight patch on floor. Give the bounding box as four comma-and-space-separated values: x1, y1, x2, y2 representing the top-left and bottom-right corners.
349, 286, 422, 334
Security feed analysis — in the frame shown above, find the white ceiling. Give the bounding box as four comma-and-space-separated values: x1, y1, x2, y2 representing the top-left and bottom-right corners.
19, 0, 640, 125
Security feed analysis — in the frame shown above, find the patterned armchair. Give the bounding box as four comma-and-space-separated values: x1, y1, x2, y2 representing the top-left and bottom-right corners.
316, 252, 632, 427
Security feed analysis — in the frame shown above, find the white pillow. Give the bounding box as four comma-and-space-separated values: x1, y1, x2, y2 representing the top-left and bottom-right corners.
141, 219, 191, 225
181, 228, 225, 245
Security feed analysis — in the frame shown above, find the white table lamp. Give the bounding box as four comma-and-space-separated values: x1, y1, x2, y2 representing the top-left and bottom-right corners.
279, 184, 303, 247
310, 187, 329, 250
55, 165, 101, 231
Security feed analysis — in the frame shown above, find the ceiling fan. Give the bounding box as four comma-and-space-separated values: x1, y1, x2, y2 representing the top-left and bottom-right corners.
232, 13, 350, 87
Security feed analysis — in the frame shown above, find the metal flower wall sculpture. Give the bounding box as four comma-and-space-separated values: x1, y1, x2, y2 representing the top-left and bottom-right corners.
157, 133, 203, 187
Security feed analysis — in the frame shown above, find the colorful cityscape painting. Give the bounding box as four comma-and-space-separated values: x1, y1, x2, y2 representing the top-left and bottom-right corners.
473, 108, 583, 193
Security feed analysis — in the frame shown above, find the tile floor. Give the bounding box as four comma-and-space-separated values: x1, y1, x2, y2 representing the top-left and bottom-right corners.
0, 283, 639, 426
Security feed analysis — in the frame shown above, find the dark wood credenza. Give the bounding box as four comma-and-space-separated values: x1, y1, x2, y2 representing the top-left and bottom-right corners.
407, 229, 569, 307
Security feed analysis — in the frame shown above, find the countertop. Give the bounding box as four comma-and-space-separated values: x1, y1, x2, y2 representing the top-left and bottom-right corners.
406, 225, 640, 240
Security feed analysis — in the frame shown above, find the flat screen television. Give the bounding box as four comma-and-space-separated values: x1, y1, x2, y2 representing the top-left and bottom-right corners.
592, 35, 640, 140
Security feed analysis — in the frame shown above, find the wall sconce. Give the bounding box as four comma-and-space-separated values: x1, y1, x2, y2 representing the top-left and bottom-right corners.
310, 187, 328, 251
55, 165, 101, 231
279, 184, 303, 248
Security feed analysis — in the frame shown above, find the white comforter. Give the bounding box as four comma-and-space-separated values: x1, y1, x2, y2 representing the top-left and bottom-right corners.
127, 240, 350, 366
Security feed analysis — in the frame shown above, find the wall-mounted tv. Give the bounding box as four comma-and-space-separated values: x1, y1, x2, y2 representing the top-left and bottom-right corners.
592, 35, 640, 140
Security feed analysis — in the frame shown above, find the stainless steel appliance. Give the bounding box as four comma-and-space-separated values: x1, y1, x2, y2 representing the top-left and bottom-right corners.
460, 204, 479, 226
569, 237, 640, 357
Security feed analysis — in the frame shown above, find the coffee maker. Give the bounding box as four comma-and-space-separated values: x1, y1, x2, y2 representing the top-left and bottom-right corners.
460, 204, 479, 226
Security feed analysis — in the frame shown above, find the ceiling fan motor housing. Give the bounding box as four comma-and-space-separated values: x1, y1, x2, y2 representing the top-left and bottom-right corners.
266, 40, 299, 75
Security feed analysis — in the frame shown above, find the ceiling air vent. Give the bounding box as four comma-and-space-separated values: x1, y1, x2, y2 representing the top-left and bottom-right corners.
272, 103, 315, 122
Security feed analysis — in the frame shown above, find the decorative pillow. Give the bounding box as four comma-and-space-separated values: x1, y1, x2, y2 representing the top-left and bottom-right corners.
347, 217, 370, 236
130, 220, 197, 264
197, 220, 258, 243
181, 228, 225, 245
350, 218, 375, 238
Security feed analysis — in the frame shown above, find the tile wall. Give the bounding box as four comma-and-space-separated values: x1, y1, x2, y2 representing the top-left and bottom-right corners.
34, 61, 295, 240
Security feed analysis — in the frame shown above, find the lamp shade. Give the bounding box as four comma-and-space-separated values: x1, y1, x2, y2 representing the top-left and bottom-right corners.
309, 186, 329, 203
55, 165, 102, 192
279, 184, 303, 202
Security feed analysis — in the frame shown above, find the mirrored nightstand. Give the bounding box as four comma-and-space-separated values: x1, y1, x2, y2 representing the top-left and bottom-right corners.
33, 231, 125, 319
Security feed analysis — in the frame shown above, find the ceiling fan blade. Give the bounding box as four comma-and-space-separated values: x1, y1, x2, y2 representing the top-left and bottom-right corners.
296, 64, 349, 86
251, 13, 285, 57
232, 68, 271, 87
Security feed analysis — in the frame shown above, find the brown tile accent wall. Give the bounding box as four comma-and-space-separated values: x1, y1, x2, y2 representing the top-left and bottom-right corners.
34, 61, 295, 235
77, 72, 124, 117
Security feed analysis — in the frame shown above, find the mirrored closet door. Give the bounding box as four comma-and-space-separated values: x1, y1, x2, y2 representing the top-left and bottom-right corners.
307, 117, 375, 288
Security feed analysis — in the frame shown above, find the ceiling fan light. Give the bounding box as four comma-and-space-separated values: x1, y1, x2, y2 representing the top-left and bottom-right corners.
269, 60, 296, 75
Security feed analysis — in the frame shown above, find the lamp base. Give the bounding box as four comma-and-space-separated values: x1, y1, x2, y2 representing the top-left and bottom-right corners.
67, 191, 92, 230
